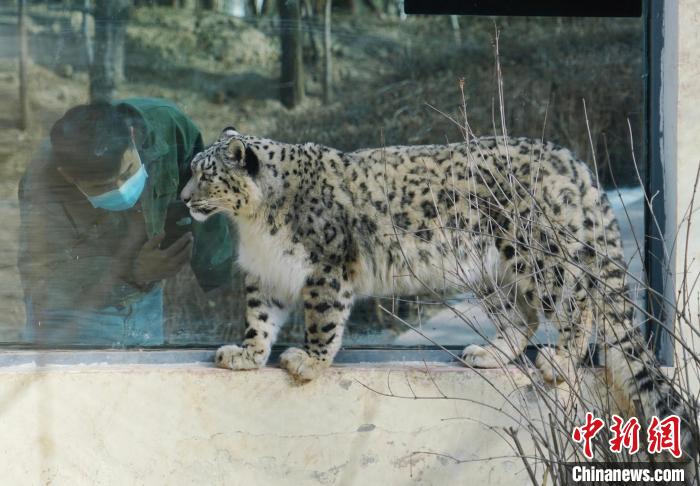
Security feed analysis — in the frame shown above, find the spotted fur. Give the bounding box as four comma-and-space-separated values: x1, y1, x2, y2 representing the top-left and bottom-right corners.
181, 128, 696, 460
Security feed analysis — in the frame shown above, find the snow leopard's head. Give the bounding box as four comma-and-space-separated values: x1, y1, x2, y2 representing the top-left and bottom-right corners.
182, 127, 262, 221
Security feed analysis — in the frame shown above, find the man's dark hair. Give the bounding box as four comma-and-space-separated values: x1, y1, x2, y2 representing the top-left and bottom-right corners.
50, 102, 132, 180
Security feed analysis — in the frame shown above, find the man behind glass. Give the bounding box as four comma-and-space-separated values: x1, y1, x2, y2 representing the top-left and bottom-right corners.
18, 98, 233, 346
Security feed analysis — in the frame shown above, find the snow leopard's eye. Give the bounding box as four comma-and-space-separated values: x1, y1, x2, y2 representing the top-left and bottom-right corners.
190, 153, 203, 171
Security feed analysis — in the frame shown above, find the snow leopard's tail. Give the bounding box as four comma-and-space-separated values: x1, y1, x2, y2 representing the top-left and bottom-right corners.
586, 192, 698, 462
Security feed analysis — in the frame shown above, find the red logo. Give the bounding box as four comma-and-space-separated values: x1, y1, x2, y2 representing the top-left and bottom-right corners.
647, 415, 682, 458
572, 414, 683, 459
609, 415, 641, 454
572, 412, 605, 459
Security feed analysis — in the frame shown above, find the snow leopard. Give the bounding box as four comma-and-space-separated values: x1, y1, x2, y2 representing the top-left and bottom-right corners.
181, 127, 696, 460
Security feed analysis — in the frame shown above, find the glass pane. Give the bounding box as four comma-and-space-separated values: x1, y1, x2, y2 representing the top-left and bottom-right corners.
0, 3, 645, 349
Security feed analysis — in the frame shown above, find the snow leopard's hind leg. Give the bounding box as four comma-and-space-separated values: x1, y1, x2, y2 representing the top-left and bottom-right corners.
216, 274, 289, 370
534, 255, 595, 384
461, 281, 539, 369
280, 268, 354, 382
535, 305, 594, 384
459, 232, 591, 374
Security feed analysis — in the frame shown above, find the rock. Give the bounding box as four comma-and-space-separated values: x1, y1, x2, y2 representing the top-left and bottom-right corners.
56, 64, 74, 79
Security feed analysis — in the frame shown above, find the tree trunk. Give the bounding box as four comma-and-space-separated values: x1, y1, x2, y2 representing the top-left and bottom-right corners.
302, 0, 318, 63
200, 0, 223, 10
322, 0, 331, 105
113, 11, 126, 84
18, 0, 29, 130
279, 0, 304, 108
360, 0, 378, 15
82, 0, 93, 67
302, 0, 313, 16
247, 0, 258, 15
382, 0, 392, 16
90, 0, 129, 102
261, 0, 274, 15
450, 15, 461, 45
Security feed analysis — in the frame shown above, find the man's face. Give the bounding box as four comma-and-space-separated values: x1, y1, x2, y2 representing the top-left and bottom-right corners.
61, 146, 143, 198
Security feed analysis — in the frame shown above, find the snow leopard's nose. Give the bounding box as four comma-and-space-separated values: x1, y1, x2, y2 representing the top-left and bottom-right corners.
181, 178, 194, 205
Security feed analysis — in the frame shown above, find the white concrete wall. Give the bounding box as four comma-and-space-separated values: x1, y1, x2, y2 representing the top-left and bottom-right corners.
667, 0, 700, 392
0, 363, 541, 485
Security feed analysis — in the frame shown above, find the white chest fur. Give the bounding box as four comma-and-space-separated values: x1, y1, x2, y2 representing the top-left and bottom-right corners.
235, 217, 312, 303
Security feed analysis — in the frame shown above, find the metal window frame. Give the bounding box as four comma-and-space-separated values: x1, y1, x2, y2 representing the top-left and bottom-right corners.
0, 346, 546, 368
404, 0, 642, 17
643, 0, 672, 364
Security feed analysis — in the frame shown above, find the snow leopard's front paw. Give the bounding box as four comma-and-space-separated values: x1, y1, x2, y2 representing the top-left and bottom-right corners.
279, 347, 329, 382
215, 344, 268, 370
461, 344, 502, 368
460, 343, 517, 368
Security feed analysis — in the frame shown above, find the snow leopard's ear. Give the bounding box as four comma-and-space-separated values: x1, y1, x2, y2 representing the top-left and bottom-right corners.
224, 139, 259, 177
224, 139, 245, 164
219, 126, 239, 140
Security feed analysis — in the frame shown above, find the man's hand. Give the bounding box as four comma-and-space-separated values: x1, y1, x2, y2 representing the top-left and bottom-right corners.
131, 232, 193, 285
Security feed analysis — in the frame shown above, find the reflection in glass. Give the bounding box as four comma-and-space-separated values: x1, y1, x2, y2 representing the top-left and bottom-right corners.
0, 4, 644, 348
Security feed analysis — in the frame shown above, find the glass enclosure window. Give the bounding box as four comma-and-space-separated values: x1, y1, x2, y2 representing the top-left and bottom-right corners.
0, 1, 645, 348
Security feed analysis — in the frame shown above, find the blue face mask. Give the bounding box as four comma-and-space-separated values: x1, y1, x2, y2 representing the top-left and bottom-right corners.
87, 163, 148, 211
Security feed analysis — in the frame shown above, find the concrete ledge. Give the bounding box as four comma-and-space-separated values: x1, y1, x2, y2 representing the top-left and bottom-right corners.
0, 360, 538, 485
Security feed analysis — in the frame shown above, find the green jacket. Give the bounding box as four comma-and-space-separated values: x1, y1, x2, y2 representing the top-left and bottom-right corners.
18, 98, 233, 314
119, 98, 233, 290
